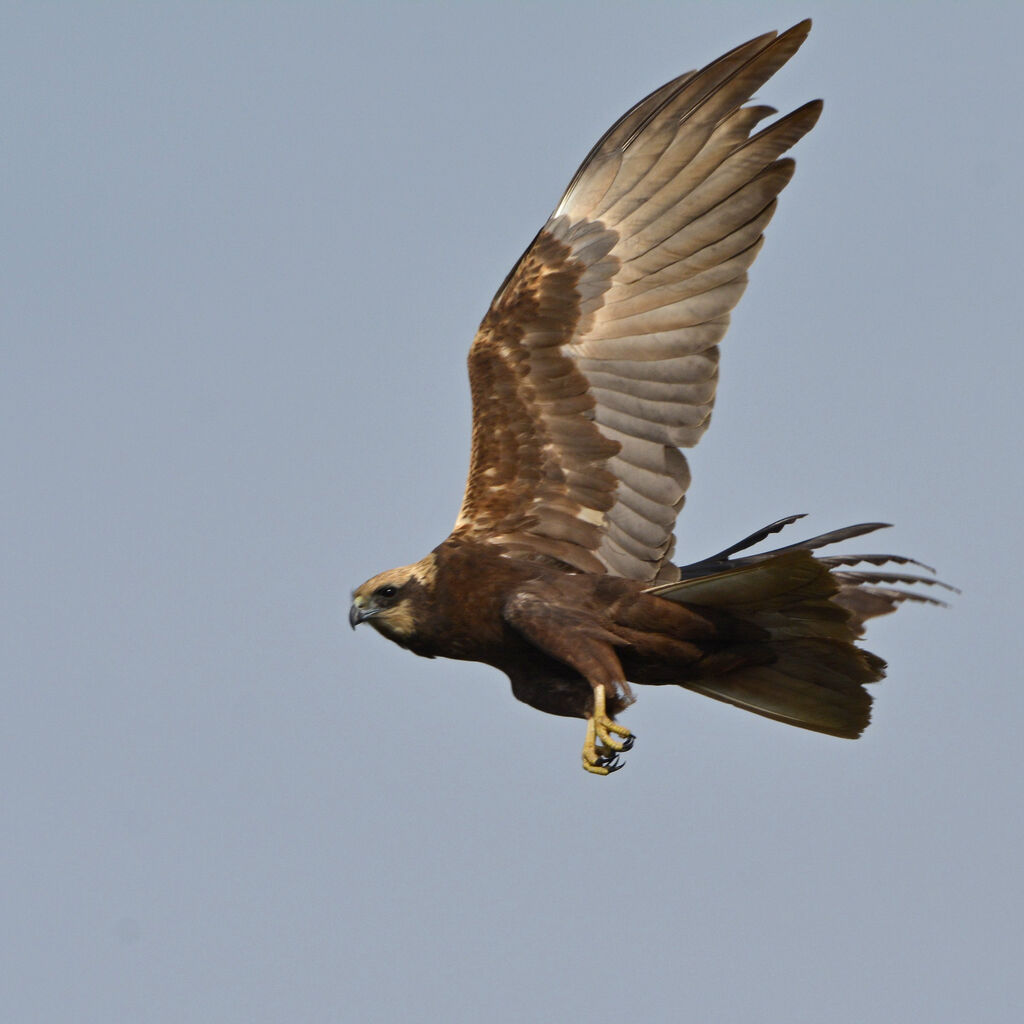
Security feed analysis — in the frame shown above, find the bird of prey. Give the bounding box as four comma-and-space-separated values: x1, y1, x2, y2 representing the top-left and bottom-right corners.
350, 20, 950, 775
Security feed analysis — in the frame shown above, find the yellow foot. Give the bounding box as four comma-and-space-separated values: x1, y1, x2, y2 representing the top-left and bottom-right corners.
581, 683, 635, 775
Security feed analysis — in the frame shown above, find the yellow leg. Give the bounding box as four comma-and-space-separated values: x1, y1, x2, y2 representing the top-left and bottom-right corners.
581, 684, 635, 775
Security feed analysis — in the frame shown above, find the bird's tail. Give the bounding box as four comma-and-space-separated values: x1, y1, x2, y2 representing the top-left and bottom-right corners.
644, 518, 954, 737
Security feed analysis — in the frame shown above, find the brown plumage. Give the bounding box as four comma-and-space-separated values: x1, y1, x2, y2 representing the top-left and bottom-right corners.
350, 21, 952, 774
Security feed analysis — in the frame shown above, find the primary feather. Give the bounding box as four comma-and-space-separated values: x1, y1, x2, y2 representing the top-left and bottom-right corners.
454, 21, 821, 581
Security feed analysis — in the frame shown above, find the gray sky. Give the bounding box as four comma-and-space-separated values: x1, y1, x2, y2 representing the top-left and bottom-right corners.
4, 3, 1022, 1021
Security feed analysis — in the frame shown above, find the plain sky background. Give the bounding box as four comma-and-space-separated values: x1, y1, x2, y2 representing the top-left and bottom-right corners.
4, 2, 1023, 1021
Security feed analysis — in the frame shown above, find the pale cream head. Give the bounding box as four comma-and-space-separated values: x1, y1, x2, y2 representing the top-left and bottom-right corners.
349, 555, 437, 642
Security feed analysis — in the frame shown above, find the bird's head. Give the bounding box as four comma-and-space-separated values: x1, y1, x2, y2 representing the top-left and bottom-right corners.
349, 555, 436, 645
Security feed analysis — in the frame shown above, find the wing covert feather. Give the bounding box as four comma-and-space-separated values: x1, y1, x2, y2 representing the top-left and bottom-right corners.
453, 21, 820, 580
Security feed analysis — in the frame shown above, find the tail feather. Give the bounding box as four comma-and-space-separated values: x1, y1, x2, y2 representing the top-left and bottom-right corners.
833, 581, 948, 624
643, 518, 950, 738
688, 641, 880, 738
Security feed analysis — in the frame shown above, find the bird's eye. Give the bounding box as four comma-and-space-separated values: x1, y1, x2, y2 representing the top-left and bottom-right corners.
378, 585, 398, 600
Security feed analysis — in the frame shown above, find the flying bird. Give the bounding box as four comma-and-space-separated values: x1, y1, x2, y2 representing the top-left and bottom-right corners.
350, 20, 950, 775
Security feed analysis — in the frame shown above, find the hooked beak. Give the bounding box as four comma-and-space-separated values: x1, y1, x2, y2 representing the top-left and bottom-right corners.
349, 600, 375, 629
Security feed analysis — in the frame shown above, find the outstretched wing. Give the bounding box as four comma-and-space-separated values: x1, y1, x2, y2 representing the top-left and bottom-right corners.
452, 20, 821, 580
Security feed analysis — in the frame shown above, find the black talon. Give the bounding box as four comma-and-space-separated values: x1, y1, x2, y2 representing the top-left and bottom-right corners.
605, 758, 626, 774
620, 734, 635, 752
